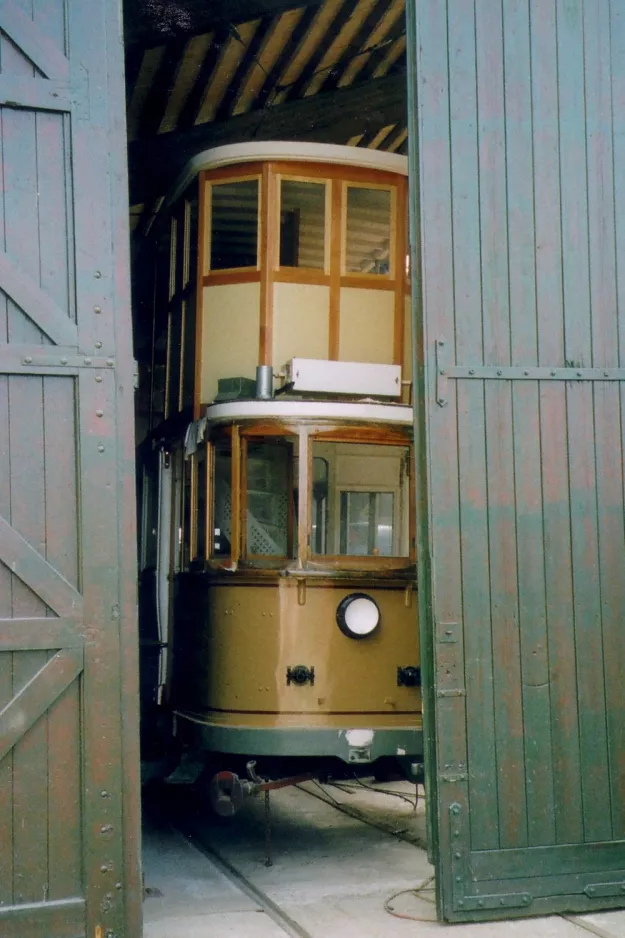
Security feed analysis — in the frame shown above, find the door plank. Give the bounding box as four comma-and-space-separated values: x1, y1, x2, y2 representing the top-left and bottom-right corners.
0, 251, 78, 347
0, 515, 83, 619
0, 897, 84, 938
504, 0, 555, 848
446, 0, 495, 854
0, 2, 69, 79
0, 619, 82, 650
0, 76, 71, 112
0, 647, 83, 762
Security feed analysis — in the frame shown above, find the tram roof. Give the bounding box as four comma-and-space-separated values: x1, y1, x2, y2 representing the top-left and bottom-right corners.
167, 140, 408, 208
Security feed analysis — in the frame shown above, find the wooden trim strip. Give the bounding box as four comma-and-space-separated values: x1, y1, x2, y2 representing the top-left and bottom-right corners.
340, 275, 396, 291
267, 161, 405, 185
0, 647, 83, 762
393, 177, 408, 365
0, 898, 85, 937
274, 268, 330, 286
0, 514, 84, 618
0, 250, 78, 347
259, 163, 277, 366
0, 77, 71, 112
194, 172, 207, 418
0, 1, 69, 79
231, 426, 241, 564
329, 179, 343, 359
202, 270, 261, 287
204, 162, 265, 182
0, 618, 83, 651
297, 427, 310, 567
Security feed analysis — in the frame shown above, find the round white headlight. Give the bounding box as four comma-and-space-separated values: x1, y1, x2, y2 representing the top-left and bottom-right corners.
336, 593, 380, 639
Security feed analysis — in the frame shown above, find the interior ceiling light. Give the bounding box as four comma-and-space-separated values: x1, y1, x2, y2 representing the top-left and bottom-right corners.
336, 593, 380, 639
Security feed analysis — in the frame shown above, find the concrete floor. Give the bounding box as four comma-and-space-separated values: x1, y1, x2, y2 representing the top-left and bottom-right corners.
142, 780, 625, 938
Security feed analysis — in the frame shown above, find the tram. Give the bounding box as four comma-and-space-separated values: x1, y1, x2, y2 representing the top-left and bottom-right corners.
138, 141, 422, 813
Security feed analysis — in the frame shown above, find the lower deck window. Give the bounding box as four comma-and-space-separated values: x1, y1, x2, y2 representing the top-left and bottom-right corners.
245, 440, 296, 557
311, 440, 410, 558
339, 491, 394, 556
212, 442, 232, 556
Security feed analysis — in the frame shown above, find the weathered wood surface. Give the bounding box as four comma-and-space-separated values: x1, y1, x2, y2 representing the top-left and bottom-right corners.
410, 0, 625, 922
0, 0, 140, 935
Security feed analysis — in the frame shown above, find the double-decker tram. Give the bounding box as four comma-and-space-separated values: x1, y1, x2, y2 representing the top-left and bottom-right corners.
138, 141, 422, 814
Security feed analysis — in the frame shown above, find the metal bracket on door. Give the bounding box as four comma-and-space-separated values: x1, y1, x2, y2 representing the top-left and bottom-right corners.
435, 338, 625, 407
449, 802, 533, 913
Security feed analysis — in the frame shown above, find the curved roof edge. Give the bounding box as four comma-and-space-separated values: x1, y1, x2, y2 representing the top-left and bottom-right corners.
203, 399, 413, 426
168, 141, 408, 209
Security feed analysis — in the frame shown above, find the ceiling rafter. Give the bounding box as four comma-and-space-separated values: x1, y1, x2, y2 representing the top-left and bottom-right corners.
355, 13, 406, 84
215, 16, 277, 121
138, 37, 188, 138
175, 23, 230, 130
283, 0, 361, 101
254, 6, 321, 110
304, 0, 389, 98
335, 0, 404, 88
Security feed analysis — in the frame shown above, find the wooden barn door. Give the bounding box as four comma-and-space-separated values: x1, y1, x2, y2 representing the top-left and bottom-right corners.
0, 2, 141, 937
408, 0, 625, 923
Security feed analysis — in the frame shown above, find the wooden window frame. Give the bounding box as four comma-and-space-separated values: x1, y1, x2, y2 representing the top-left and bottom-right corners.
203, 172, 262, 277
275, 173, 331, 277
306, 430, 415, 567
341, 180, 397, 282
239, 431, 297, 563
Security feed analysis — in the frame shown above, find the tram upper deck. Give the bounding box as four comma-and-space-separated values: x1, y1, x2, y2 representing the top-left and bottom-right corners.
145, 141, 411, 432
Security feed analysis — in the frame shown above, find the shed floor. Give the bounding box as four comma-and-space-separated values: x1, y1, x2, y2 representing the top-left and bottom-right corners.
142, 779, 625, 938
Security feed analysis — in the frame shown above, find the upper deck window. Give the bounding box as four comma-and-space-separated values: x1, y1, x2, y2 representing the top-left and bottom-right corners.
344, 185, 393, 276
208, 178, 259, 270
279, 179, 326, 270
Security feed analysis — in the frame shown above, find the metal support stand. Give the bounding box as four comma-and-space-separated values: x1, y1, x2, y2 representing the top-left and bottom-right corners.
264, 790, 273, 867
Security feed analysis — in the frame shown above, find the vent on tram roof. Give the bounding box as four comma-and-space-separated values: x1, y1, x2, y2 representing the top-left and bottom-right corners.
284, 358, 401, 398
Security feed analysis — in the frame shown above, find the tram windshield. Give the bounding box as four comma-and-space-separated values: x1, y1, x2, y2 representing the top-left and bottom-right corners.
310, 440, 410, 558
245, 438, 297, 557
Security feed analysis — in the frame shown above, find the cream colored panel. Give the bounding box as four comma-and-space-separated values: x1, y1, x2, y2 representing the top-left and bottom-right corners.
339, 287, 394, 364
201, 282, 260, 403
273, 282, 330, 370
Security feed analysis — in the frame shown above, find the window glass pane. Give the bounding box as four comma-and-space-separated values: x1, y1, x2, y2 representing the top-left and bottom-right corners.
311, 457, 329, 554
209, 179, 259, 270
280, 180, 326, 269
246, 440, 296, 557
311, 440, 409, 556
212, 442, 232, 556
345, 186, 392, 275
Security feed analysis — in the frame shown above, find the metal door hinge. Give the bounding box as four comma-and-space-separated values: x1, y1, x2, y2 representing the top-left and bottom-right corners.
584, 882, 625, 898
435, 337, 625, 407
436, 688, 465, 698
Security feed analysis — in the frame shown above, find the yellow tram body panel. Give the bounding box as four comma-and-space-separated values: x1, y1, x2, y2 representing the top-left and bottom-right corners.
174, 577, 421, 718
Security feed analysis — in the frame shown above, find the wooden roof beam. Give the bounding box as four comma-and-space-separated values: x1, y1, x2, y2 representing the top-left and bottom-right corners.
128, 69, 407, 206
